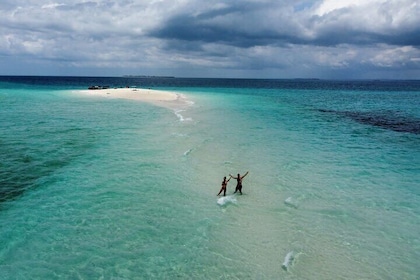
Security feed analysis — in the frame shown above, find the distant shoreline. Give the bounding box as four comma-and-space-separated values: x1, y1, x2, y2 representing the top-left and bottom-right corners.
0, 75, 419, 82
122, 75, 175, 79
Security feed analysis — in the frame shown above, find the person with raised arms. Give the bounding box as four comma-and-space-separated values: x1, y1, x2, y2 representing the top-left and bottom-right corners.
217, 176, 231, 196
230, 171, 249, 195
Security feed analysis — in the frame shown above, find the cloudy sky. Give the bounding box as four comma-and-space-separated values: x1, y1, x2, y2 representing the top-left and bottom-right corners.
1, 0, 419, 79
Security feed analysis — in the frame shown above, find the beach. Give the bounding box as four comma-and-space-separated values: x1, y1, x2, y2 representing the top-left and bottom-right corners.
76, 87, 182, 108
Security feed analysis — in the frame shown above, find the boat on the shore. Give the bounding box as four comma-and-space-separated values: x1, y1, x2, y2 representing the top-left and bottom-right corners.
88, 85, 110, 90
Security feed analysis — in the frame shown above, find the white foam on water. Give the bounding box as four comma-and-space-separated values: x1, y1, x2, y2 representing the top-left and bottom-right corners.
284, 196, 298, 209
172, 132, 188, 137
217, 195, 237, 206
181, 95, 195, 106
282, 251, 294, 271
183, 148, 193, 156
174, 109, 193, 122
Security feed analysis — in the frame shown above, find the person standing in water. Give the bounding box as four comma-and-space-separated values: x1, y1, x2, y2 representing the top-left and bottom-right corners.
230, 171, 249, 195
217, 176, 231, 196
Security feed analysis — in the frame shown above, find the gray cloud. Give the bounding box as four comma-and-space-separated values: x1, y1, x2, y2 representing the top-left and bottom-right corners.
0, 0, 419, 78
150, 1, 420, 47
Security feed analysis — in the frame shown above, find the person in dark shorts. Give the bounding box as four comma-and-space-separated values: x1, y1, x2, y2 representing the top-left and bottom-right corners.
230, 171, 249, 195
217, 176, 231, 196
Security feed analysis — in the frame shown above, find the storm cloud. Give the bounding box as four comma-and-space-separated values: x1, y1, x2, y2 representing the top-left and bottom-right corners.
0, 0, 419, 78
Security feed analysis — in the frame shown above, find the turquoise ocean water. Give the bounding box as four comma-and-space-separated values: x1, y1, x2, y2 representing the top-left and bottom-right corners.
0, 77, 419, 279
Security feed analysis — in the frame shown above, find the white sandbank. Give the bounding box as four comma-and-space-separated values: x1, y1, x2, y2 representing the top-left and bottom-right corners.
76, 87, 184, 108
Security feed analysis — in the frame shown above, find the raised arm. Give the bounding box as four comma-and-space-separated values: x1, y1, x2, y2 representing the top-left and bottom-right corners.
229, 174, 237, 179
241, 171, 249, 179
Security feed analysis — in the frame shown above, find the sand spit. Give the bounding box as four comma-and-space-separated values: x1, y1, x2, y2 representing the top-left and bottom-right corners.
76, 87, 184, 108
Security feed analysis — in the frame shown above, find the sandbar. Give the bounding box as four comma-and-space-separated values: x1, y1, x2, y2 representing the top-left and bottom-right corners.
76, 87, 183, 108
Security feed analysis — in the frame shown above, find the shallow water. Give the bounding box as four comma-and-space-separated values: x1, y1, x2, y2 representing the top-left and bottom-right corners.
0, 77, 419, 279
